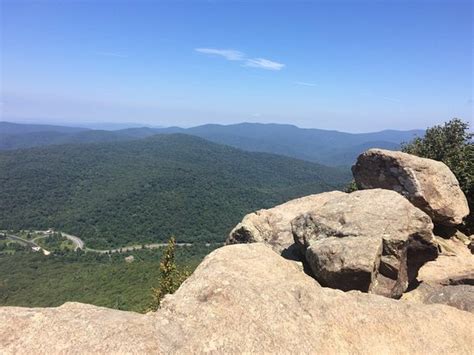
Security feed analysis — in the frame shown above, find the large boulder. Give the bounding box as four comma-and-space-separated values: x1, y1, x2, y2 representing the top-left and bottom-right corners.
226, 191, 345, 258
292, 189, 438, 297
1, 244, 473, 354
352, 149, 469, 226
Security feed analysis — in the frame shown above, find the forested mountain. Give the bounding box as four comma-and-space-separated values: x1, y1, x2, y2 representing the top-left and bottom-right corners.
0, 134, 350, 248
0, 122, 157, 150
173, 123, 424, 166
0, 122, 423, 166
0, 122, 88, 135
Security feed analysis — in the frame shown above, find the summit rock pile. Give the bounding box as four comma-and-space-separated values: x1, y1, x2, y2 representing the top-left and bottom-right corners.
227, 148, 472, 303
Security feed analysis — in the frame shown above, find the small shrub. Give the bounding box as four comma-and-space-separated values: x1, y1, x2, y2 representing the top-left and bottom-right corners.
147, 237, 190, 311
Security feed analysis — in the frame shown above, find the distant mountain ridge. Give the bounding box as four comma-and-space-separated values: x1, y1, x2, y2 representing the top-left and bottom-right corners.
0, 121, 423, 166
177, 123, 423, 166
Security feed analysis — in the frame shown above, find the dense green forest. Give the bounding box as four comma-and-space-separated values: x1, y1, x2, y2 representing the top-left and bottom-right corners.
0, 244, 215, 312
0, 134, 350, 248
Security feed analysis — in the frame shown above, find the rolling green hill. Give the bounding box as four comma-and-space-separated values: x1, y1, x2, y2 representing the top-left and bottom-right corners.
0, 134, 350, 249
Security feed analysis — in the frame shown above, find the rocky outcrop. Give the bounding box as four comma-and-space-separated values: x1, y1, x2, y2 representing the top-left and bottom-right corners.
1, 244, 473, 354
292, 189, 438, 297
226, 191, 345, 258
352, 149, 469, 226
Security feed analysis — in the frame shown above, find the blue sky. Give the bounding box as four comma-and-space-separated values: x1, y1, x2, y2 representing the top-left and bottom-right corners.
1, 0, 472, 132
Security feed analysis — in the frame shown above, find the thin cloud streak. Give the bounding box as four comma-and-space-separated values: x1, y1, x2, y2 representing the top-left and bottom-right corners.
195, 47, 284, 71
96, 51, 128, 58
295, 81, 317, 87
195, 48, 244, 61
244, 58, 285, 71
381, 96, 401, 103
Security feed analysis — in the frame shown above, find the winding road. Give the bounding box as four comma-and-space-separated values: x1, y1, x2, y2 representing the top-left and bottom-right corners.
5, 230, 218, 254
30, 231, 84, 251
86, 242, 195, 254
5, 234, 50, 254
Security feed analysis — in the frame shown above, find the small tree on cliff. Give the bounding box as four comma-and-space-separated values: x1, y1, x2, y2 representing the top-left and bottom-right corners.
402, 118, 473, 232
148, 236, 190, 311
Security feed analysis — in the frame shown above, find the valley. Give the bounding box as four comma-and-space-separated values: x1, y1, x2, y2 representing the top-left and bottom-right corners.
0, 129, 353, 312
0, 242, 217, 312
0, 133, 350, 249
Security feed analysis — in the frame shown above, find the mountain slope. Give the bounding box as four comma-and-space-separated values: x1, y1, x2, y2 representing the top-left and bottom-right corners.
0, 134, 350, 248
179, 123, 423, 166
0, 122, 423, 166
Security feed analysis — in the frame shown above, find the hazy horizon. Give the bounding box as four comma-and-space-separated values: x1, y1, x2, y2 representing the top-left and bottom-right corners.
1, 0, 472, 132
2, 117, 430, 134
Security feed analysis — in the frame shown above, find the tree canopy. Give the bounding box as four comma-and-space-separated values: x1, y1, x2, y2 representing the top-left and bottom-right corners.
0, 134, 350, 248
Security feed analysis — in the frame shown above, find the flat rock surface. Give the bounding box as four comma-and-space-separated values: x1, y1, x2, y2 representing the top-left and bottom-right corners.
0, 302, 161, 354
402, 283, 474, 313
2, 244, 473, 354
352, 149, 469, 226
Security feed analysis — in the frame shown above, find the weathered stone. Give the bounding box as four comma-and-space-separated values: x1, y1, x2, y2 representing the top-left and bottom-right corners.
433, 225, 471, 243
292, 189, 438, 296
416, 237, 474, 285
352, 148, 469, 226
0, 302, 161, 353
379, 255, 399, 279
402, 283, 474, 313
227, 191, 345, 258
305, 236, 382, 292
1, 244, 473, 354
402, 236, 474, 312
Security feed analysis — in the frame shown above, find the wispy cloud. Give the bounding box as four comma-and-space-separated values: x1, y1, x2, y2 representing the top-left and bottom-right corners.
381, 96, 401, 103
195, 47, 284, 71
244, 58, 285, 71
96, 51, 128, 58
295, 81, 317, 87
195, 48, 244, 61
